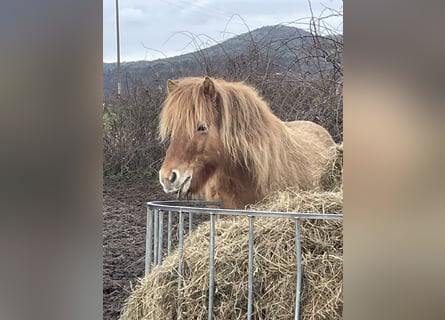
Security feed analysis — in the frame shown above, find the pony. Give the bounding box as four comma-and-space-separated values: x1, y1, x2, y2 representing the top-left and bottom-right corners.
158, 76, 340, 209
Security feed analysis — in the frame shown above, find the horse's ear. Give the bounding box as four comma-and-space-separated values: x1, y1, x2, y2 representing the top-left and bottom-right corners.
203, 76, 215, 98
167, 79, 178, 93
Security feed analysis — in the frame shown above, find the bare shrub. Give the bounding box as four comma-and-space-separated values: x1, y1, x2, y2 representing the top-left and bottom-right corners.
103, 84, 166, 178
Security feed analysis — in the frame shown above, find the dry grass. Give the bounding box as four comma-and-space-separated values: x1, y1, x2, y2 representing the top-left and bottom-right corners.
120, 188, 343, 320
318, 142, 343, 192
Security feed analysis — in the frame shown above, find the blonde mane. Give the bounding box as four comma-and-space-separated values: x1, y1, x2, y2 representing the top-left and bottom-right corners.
159, 77, 334, 200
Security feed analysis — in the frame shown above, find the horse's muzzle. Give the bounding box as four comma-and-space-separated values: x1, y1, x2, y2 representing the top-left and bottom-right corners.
159, 169, 192, 195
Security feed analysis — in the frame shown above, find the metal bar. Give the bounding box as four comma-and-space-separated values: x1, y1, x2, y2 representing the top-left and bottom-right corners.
167, 210, 173, 255
189, 212, 193, 235
208, 213, 216, 320
177, 210, 184, 320
158, 210, 164, 265
147, 202, 342, 220
247, 215, 255, 320
294, 218, 302, 320
153, 209, 159, 265
145, 208, 153, 275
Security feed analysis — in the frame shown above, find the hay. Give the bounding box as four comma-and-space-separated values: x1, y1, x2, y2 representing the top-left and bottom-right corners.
319, 143, 343, 191
120, 189, 342, 320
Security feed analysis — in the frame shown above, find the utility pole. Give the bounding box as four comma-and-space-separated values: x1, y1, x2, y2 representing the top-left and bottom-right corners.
115, 0, 121, 95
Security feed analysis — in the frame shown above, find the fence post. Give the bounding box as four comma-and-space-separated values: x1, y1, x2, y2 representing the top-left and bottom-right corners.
153, 209, 159, 265
167, 210, 173, 255
145, 208, 153, 275
208, 213, 216, 320
158, 210, 164, 265
177, 209, 184, 319
294, 218, 302, 320
247, 215, 255, 320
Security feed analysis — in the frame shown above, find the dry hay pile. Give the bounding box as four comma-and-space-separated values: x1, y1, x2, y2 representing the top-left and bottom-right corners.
319, 142, 343, 191
120, 189, 343, 320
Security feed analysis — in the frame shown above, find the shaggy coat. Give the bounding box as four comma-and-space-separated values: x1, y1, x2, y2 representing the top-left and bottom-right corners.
159, 76, 338, 209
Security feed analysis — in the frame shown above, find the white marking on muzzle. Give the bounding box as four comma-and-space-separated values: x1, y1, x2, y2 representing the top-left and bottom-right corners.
159, 168, 192, 194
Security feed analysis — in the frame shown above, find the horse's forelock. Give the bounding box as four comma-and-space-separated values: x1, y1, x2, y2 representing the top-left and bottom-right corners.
159, 78, 218, 142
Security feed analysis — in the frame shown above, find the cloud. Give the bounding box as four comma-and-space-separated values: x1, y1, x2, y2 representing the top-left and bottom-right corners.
120, 7, 145, 23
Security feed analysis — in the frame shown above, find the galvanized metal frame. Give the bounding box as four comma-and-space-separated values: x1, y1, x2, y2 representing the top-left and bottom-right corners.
145, 200, 343, 320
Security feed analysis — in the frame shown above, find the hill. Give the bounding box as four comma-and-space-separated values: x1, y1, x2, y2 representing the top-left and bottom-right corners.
103, 25, 342, 99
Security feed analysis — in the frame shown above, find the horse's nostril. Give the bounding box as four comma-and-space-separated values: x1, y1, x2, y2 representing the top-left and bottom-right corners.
170, 171, 177, 183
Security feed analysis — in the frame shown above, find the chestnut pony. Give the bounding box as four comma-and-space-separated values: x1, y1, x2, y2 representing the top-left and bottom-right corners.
159, 77, 338, 209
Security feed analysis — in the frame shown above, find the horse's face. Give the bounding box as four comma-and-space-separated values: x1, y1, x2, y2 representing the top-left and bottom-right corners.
159, 122, 222, 196
159, 78, 223, 197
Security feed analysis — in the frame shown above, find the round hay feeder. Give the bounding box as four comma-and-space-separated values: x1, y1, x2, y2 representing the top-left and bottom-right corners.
119, 190, 343, 320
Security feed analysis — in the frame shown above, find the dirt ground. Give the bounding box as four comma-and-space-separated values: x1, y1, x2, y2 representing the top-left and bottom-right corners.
103, 177, 174, 320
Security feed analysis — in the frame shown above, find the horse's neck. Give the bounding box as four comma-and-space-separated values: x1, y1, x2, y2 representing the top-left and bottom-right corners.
208, 163, 260, 209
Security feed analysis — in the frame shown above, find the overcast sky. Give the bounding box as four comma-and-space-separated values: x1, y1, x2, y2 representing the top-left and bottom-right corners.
103, 0, 343, 63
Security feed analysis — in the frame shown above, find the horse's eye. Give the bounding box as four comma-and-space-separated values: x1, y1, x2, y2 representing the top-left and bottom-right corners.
197, 124, 208, 132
